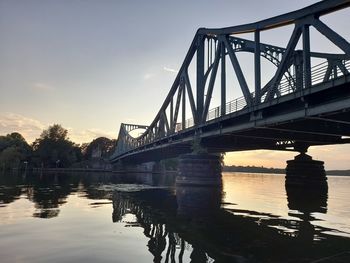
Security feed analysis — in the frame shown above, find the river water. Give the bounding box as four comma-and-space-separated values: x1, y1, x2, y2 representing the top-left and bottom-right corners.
0, 171, 349, 262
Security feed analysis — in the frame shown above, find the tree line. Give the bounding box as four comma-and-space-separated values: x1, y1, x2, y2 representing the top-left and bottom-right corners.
0, 124, 117, 170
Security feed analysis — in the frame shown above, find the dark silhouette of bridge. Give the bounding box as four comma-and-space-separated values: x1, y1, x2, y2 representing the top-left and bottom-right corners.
111, 0, 350, 164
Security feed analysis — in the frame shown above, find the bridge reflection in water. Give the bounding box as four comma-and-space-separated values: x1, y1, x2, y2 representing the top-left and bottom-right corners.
1, 171, 349, 262
111, 171, 350, 263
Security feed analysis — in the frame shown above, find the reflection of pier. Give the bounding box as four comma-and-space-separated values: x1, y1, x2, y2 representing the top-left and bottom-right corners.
112, 190, 190, 262
112, 185, 350, 262
286, 171, 329, 243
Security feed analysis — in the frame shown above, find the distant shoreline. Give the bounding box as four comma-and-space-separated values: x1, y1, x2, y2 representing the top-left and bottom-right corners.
223, 165, 350, 176
10, 166, 350, 177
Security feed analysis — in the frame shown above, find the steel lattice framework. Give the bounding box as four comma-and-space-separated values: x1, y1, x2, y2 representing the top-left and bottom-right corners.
111, 0, 350, 163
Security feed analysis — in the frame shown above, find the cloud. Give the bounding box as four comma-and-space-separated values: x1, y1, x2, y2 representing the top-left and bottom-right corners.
163, 66, 178, 74
0, 112, 116, 144
143, 73, 154, 80
68, 128, 116, 144
0, 112, 46, 143
142, 66, 178, 81
32, 82, 55, 92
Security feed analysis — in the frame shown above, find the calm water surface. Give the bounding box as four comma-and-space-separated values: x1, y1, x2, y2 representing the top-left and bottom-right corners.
0, 171, 349, 262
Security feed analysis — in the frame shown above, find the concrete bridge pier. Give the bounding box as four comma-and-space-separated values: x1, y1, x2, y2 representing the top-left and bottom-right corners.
176, 153, 222, 186
286, 144, 327, 189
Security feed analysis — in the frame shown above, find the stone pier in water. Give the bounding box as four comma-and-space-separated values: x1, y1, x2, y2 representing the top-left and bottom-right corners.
176, 154, 222, 186
286, 152, 327, 189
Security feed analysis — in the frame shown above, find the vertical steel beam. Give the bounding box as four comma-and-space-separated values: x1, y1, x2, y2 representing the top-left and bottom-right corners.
173, 85, 182, 131
181, 79, 186, 130
303, 25, 311, 88
196, 35, 205, 125
170, 98, 173, 132
221, 41, 226, 116
333, 64, 338, 78
254, 30, 261, 104
209, 38, 212, 66
207, 38, 210, 70
295, 52, 303, 90
202, 46, 220, 122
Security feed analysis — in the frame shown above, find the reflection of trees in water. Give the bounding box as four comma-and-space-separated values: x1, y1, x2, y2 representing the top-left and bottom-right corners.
0, 171, 121, 218
0, 171, 169, 219
27, 173, 80, 218
0, 172, 82, 218
0, 172, 24, 205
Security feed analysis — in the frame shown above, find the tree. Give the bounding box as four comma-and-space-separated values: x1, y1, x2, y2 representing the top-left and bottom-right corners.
82, 137, 116, 160
0, 132, 32, 170
0, 146, 23, 170
33, 124, 81, 168
38, 124, 68, 142
0, 132, 31, 152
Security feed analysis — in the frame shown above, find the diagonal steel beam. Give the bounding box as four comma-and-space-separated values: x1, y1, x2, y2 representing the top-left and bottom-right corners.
265, 25, 302, 102
222, 35, 253, 107
184, 70, 197, 124
312, 18, 350, 55
162, 111, 170, 135
323, 60, 333, 82
335, 60, 349, 75
173, 85, 183, 131
144, 33, 198, 139
197, 35, 205, 124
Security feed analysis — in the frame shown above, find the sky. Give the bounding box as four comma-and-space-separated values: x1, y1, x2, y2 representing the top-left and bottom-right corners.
0, 0, 349, 169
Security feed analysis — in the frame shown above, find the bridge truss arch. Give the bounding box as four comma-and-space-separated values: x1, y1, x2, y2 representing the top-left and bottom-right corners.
111, 0, 350, 164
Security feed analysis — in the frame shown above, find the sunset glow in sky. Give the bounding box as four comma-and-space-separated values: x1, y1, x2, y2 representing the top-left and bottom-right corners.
1, 0, 350, 169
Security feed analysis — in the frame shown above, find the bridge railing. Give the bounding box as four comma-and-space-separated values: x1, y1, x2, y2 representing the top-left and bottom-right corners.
311, 60, 329, 85
173, 59, 350, 132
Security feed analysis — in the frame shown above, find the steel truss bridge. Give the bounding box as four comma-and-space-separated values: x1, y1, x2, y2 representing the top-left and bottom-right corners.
111, 0, 350, 164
